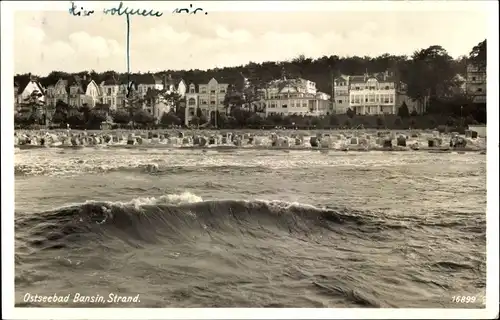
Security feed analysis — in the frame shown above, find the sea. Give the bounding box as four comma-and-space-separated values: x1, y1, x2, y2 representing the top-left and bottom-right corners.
14, 145, 486, 308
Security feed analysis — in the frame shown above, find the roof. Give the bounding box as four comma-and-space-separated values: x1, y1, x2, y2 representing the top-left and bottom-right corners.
335, 75, 349, 82
131, 74, 162, 85
102, 77, 120, 86
17, 79, 45, 95
349, 73, 396, 85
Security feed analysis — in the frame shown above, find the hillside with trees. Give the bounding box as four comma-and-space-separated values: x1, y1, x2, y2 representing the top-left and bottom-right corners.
14, 40, 486, 130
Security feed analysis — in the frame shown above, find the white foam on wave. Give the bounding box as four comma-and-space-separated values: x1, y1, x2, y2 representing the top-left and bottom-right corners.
107, 191, 204, 209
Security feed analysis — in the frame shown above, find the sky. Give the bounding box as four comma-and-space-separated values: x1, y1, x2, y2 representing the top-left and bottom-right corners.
13, 4, 489, 76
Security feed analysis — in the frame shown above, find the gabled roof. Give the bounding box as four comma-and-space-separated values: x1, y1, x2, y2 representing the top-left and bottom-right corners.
335, 75, 349, 82
68, 76, 85, 93
17, 79, 45, 95
102, 76, 120, 86
132, 74, 162, 85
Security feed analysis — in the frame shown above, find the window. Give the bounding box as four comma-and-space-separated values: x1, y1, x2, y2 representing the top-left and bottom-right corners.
477, 88, 483, 92
338, 99, 342, 103
380, 106, 383, 112
385, 86, 389, 90
210, 100, 215, 105
303, 103, 307, 108
472, 77, 476, 81
107, 88, 111, 95
201, 100, 207, 105
282, 104, 287, 108
210, 90, 216, 94
355, 87, 360, 90
188, 98, 196, 105
365, 98, 368, 102
201, 88, 207, 93
219, 89, 226, 93
190, 89, 195, 93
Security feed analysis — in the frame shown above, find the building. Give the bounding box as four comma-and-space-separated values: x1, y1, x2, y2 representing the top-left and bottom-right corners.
177, 79, 187, 98
46, 79, 68, 107
466, 63, 486, 103
100, 77, 121, 110
16, 77, 45, 107
184, 77, 229, 126
333, 75, 350, 114
262, 78, 330, 117
142, 88, 172, 122
67, 76, 102, 108
348, 71, 398, 115
135, 74, 163, 96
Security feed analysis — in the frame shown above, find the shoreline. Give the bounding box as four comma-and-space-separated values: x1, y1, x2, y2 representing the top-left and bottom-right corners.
14, 144, 486, 153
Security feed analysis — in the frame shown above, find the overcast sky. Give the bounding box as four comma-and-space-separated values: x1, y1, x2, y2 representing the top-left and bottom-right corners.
14, 7, 488, 76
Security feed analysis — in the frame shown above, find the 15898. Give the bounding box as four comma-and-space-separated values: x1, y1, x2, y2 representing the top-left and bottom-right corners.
452, 296, 477, 303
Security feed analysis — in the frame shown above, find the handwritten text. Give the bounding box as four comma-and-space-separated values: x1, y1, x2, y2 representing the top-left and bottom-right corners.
103, 2, 163, 17
68, 2, 208, 18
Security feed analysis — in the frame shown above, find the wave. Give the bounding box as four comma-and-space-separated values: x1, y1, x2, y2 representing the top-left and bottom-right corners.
14, 163, 273, 177
15, 192, 484, 255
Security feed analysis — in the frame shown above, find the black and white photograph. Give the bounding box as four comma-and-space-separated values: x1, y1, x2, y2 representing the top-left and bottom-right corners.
3, 0, 498, 318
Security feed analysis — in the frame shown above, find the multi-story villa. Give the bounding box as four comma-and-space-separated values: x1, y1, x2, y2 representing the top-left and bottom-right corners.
262, 78, 331, 117
68, 76, 102, 108
184, 77, 229, 126
16, 77, 45, 107
348, 71, 398, 115
134, 74, 164, 97
100, 77, 121, 110
333, 75, 350, 114
466, 63, 486, 103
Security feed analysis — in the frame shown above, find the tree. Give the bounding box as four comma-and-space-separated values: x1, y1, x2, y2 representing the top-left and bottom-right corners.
112, 109, 131, 125
52, 100, 71, 124
343, 119, 352, 128
397, 102, 410, 118
410, 118, 416, 129
464, 115, 478, 126
346, 108, 355, 118
222, 84, 244, 114
190, 116, 200, 126
469, 39, 486, 71
66, 109, 85, 127
446, 116, 457, 127
404, 45, 458, 110
79, 103, 92, 123
133, 110, 155, 126
247, 113, 264, 127
124, 87, 143, 127
376, 117, 385, 128
410, 110, 418, 117
394, 117, 403, 127
160, 111, 181, 126
14, 112, 31, 127
329, 115, 339, 126
87, 109, 108, 129
21, 90, 45, 125
162, 91, 182, 112
196, 107, 203, 118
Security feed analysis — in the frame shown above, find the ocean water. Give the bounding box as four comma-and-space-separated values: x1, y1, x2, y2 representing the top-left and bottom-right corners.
14, 147, 487, 308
